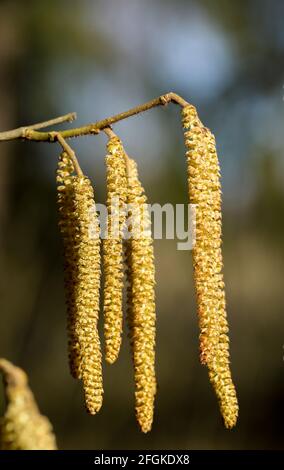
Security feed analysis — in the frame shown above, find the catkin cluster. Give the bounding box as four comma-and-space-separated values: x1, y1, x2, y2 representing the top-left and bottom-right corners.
57, 139, 157, 430
0, 359, 57, 450
182, 105, 238, 429
57, 153, 103, 414
53, 100, 238, 432
125, 156, 156, 433
103, 137, 127, 364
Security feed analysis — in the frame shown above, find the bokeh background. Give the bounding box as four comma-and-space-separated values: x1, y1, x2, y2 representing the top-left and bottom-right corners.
0, 0, 283, 450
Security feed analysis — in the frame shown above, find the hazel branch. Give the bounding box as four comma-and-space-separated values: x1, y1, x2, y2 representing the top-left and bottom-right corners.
0, 112, 77, 142
0, 92, 189, 143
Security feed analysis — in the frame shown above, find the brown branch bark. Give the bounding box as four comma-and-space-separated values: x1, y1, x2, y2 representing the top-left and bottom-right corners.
0, 112, 77, 141
0, 92, 189, 143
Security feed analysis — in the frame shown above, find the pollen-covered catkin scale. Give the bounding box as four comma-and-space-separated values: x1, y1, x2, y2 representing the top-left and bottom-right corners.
182, 105, 238, 429
103, 137, 127, 364
125, 156, 156, 433
57, 153, 103, 414
0, 359, 57, 450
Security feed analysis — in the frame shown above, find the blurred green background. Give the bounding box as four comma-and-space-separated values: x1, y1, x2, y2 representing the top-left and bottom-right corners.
0, 0, 283, 450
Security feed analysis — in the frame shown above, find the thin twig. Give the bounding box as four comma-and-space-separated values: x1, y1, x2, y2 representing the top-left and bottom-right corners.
27, 112, 77, 130
55, 133, 83, 176
0, 112, 77, 142
0, 92, 189, 143
103, 127, 117, 139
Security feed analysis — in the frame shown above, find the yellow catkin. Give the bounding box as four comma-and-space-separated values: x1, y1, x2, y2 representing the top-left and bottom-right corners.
182, 105, 238, 429
103, 137, 127, 364
0, 359, 57, 450
57, 152, 81, 379
57, 153, 103, 414
125, 156, 156, 433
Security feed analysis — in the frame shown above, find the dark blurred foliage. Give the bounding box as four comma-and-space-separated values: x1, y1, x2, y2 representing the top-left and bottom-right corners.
0, 0, 283, 449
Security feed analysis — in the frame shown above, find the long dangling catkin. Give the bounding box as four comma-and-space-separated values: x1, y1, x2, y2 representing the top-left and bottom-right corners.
182, 105, 238, 429
0, 359, 57, 450
57, 153, 103, 414
57, 152, 81, 379
125, 155, 156, 433
103, 137, 127, 364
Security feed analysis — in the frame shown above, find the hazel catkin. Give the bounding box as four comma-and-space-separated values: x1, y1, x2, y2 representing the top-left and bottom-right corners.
57, 152, 103, 414
0, 359, 57, 450
103, 137, 127, 364
57, 152, 81, 379
125, 155, 156, 433
182, 105, 238, 429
